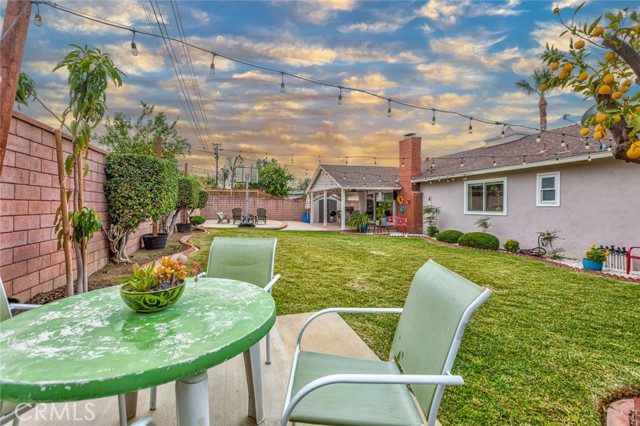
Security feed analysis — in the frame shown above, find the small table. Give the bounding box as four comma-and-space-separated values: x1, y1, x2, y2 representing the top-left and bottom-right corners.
0, 278, 276, 426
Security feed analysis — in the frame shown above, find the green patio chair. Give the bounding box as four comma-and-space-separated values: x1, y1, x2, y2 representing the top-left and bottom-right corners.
0, 280, 145, 426
280, 259, 492, 426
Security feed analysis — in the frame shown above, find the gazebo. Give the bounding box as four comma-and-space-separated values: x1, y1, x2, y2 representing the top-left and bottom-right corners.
305, 164, 401, 229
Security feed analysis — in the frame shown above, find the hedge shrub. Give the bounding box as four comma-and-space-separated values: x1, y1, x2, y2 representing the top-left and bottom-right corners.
190, 215, 206, 226
436, 229, 464, 244
177, 176, 200, 210
458, 232, 500, 250
197, 190, 209, 209
104, 154, 178, 232
504, 239, 520, 253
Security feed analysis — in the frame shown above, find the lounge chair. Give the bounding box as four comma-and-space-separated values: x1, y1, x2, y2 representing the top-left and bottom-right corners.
232, 208, 243, 224
216, 211, 231, 224
256, 208, 267, 224
280, 259, 492, 426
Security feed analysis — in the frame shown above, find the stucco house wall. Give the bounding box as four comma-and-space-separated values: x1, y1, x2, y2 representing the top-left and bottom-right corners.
421, 158, 640, 259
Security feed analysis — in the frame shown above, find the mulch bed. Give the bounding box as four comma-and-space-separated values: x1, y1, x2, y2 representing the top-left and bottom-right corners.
27, 232, 195, 305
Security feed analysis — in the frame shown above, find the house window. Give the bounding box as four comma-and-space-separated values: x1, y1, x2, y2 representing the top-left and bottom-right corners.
537, 172, 560, 207
464, 178, 507, 215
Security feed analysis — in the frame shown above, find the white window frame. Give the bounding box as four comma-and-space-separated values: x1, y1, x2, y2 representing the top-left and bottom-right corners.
464, 177, 507, 216
536, 172, 560, 207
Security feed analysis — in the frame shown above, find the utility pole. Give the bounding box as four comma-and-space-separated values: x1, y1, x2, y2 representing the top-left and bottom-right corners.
0, 0, 32, 175
213, 143, 220, 187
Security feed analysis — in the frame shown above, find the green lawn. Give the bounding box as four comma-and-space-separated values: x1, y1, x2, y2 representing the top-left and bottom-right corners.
188, 229, 640, 425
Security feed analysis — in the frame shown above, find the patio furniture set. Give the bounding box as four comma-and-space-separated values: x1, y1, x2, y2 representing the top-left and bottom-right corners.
0, 238, 491, 426
216, 208, 268, 225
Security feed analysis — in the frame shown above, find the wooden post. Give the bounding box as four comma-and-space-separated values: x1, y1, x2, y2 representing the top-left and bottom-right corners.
55, 130, 74, 297
0, 0, 32, 175
152, 136, 162, 237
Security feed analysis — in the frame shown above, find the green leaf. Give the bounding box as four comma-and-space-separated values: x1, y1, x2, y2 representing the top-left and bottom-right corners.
588, 16, 602, 34
573, 1, 586, 16
65, 155, 75, 176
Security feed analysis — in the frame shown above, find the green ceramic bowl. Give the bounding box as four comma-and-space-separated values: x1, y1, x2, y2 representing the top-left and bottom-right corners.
119, 281, 186, 313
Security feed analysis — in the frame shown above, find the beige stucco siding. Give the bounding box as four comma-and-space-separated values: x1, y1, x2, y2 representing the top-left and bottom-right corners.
420, 158, 640, 259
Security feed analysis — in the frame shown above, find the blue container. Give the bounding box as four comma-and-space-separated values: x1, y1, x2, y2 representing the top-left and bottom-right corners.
302, 213, 310, 223
582, 258, 603, 271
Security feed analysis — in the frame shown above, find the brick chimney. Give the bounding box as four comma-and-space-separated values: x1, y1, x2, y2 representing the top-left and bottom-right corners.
398, 135, 423, 235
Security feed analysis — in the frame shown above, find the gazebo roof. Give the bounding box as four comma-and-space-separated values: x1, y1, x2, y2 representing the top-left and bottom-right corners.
307, 164, 401, 194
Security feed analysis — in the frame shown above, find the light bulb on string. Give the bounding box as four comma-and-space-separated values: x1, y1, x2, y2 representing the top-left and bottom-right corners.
387, 99, 392, 118
522, 155, 527, 166
607, 144, 612, 152
337, 86, 343, 105
460, 157, 465, 168
373, 157, 377, 165
536, 133, 541, 143
130, 31, 138, 56
401, 157, 405, 167
468, 118, 473, 134
431, 109, 436, 125
588, 154, 592, 161
501, 125, 506, 138
345, 156, 348, 165
585, 139, 590, 150
431, 159, 435, 169
555, 155, 559, 163
209, 54, 216, 75
34, 3, 42, 26
492, 157, 496, 167
280, 72, 285, 93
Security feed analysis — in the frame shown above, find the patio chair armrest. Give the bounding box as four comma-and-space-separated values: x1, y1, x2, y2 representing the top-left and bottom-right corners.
282, 373, 463, 426
9, 303, 40, 312
297, 307, 402, 348
263, 274, 281, 293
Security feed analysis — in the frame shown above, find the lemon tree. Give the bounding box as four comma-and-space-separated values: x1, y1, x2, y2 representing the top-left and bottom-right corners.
541, 4, 640, 163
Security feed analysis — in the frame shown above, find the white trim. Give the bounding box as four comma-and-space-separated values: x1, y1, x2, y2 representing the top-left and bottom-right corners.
463, 177, 507, 216
412, 151, 612, 183
536, 172, 560, 207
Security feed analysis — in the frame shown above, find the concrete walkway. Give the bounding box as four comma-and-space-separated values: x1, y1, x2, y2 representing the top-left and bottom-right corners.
202, 219, 342, 232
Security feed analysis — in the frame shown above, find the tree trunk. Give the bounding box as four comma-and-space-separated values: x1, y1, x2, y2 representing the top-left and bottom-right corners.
538, 96, 547, 133
54, 130, 74, 297
103, 224, 131, 263
596, 93, 640, 164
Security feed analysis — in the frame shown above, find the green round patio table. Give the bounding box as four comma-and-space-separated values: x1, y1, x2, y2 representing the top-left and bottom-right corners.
0, 278, 276, 426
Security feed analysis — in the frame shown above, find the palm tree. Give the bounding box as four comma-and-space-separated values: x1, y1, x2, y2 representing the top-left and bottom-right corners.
515, 68, 551, 132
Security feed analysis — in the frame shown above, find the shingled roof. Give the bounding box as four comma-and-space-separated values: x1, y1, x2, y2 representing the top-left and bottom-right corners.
414, 124, 614, 182
311, 164, 400, 191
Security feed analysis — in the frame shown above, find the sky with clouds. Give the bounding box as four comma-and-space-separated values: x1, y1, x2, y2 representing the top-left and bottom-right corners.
3, 0, 638, 180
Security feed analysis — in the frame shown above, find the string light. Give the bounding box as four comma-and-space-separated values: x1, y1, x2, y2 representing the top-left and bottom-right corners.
280, 72, 285, 93
501, 125, 506, 138
431, 159, 435, 169
401, 157, 405, 167
492, 157, 496, 167
345, 156, 348, 165
536, 133, 541, 143
607, 144, 612, 152
555, 154, 559, 162
561, 134, 566, 148
337, 86, 343, 105
374, 157, 377, 165
585, 139, 590, 150
387, 99, 392, 118
587, 154, 592, 161
33, 3, 42, 26
130, 30, 138, 56
431, 109, 436, 125
209, 53, 215, 75
468, 118, 473, 134
460, 157, 465, 168
522, 155, 527, 166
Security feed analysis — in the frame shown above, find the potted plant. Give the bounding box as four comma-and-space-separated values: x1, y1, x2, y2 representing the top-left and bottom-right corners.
376, 202, 390, 225
175, 177, 200, 233
141, 161, 179, 249
422, 205, 441, 237
120, 256, 201, 313
583, 244, 609, 271
347, 213, 372, 233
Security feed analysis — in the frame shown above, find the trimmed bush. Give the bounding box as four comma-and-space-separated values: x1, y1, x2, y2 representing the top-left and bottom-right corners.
190, 215, 206, 226
105, 154, 178, 233
436, 229, 464, 244
177, 176, 200, 211
197, 190, 209, 209
504, 239, 520, 253
458, 232, 500, 250
427, 225, 439, 237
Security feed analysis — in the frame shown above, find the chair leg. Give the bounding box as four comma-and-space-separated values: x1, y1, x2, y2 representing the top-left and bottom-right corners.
243, 344, 264, 424
150, 386, 157, 410
265, 332, 271, 365
12, 417, 20, 426
118, 394, 127, 426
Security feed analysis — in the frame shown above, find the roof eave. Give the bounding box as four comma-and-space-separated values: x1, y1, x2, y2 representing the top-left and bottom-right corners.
411, 151, 613, 183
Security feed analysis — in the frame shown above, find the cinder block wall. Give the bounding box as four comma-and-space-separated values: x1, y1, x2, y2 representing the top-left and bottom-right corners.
201, 190, 306, 222
1, 112, 152, 300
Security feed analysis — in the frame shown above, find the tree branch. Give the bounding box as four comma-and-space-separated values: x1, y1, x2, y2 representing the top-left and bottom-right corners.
603, 35, 640, 83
